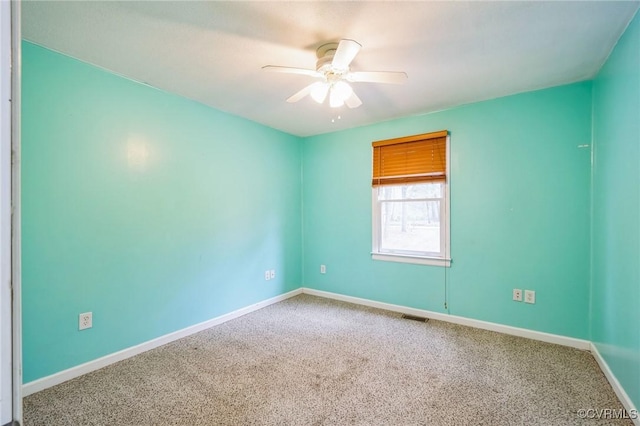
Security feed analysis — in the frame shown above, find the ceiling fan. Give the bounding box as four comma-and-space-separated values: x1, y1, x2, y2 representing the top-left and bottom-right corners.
263, 39, 407, 109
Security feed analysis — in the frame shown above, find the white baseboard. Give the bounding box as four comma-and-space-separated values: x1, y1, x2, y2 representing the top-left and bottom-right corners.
22, 288, 303, 396
590, 343, 639, 426
301, 288, 591, 350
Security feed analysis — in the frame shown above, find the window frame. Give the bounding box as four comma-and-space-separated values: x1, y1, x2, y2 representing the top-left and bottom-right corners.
371, 134, 451, 267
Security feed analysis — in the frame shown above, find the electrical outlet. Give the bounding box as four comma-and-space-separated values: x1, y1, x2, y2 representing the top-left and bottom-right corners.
270, 269, 275, 279
264, 270, 271, 281
79, 312, 92, 330
320, 264, 326, 274
524, 290, 536, 304
513, 289, 523, 302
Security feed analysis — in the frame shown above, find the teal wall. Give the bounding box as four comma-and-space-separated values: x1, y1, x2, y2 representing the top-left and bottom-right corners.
591, 11, 640, 408
21, 42, 302, 383
302, 83, 593, 339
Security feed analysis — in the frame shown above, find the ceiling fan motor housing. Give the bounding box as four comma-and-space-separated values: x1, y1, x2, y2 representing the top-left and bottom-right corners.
316, 42, 341, 73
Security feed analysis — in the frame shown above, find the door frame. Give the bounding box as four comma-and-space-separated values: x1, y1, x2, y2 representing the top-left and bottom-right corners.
1, 1, 23, 424
11, 0, 22, 423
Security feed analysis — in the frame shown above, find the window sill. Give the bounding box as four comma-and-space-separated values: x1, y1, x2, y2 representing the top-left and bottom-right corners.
371, 253, 451, 267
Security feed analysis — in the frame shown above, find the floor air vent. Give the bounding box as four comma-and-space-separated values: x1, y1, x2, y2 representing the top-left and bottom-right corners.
401, 314, 429, 323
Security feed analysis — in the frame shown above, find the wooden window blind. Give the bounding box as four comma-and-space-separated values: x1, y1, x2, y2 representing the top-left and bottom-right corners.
372, 130, 448, 186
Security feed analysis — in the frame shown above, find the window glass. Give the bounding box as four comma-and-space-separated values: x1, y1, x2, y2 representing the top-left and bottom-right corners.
377, 183, 443, 256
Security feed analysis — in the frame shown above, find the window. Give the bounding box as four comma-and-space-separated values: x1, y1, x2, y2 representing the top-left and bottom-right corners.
371, 131, 450, 266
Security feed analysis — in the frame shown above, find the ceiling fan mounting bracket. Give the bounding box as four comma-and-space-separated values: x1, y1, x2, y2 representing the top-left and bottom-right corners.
316, 42, 339, 59
316, 42, 340, 73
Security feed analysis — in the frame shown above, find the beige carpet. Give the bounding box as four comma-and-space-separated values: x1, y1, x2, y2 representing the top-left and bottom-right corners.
24, 294, 631, 425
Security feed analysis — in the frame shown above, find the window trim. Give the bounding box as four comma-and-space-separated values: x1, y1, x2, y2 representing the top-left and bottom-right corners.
371, 253, 451, 267
371, 134, 451, 267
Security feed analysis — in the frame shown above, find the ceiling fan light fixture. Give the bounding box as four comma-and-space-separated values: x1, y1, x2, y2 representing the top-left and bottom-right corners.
310, 82, 329, 103
328, 81, 353, 108
333, 81, 353, 100
329, 87, 345, 108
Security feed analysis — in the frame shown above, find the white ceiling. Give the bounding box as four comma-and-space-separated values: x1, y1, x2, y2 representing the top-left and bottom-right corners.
22, 1, 639, 137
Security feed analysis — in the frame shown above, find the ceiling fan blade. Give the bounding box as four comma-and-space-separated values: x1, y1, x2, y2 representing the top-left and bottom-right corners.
286, 83, 316, 103
262, 65, 322, 78
345, 91, 363, 109
332, 39, 362, 70
347, 71, 408, 84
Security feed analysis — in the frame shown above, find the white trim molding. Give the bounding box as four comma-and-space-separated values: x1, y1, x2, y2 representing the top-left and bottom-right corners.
7, 0, 22, 423
372, 253, 451, 267
301, 288, 591, 350
0, 1, 12, 422
590, 342, 640, 426
22, 288, 302, 396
